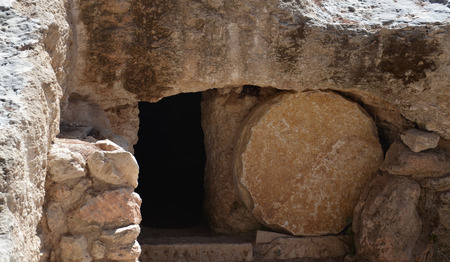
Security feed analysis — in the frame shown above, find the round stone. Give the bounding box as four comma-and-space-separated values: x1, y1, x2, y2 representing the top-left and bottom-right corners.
233, 91, 383, 236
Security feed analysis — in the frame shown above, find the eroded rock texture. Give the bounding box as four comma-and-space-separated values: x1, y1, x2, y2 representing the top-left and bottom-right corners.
353, 174, 422, 262
65, 0, 450, 148
233, 91, 383, 236
0, 0, 67, 260
40, 138, 142, 261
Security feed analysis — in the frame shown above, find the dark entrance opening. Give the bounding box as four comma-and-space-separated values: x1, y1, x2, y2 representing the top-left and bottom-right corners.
134, 93, 206, 229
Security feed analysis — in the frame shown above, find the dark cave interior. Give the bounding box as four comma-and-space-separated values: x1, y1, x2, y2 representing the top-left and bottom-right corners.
134, 92, 206, 229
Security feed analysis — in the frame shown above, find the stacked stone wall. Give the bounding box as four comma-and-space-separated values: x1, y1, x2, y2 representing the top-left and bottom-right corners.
40, 138, 142, 261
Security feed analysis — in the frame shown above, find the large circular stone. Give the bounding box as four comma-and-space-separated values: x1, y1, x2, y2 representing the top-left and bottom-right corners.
233, 91, 383, 236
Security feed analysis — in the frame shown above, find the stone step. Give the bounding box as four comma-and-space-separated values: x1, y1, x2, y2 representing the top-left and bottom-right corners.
138, 229, 351, 262
140, 241, 253, 262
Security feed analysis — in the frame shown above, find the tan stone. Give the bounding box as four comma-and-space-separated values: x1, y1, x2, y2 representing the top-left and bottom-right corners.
401, 129, 441, 152
233, 91, 383, 236
68, 189, 141, 231
87, 149, 139, 188
254, 235, 351, 260
90, 240, 106, 260
49, 178, 91, 211
58, 236, 92, 262
48, 146, 87, 182
99, 224, 140, 245
94, 139, 123, 152
353, 174, 421, 262
381, 142, 450, 179
107, 240, 141, 261
140, 242, 253, 262
45, 202, 67, 234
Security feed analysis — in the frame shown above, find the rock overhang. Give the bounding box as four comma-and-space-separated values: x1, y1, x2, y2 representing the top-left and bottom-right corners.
291, 0, 450, 30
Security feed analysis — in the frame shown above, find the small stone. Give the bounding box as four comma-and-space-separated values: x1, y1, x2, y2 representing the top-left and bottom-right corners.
381, 142, 450, 179
107, 240, 141, 261
420, 174, 450, 192
50, 178, 91, 211
87, 150, 139, 188
233, 91, 383, 236
353, 175, 421, 262
68, 189, 141, 231
90, 240, 106, 260
46, 202, 67, 234
99, 224, 140, 246
401, 129, 440, 153
58, 236, 92, 262
254, 235, 351, 260
48, 147, 86, 182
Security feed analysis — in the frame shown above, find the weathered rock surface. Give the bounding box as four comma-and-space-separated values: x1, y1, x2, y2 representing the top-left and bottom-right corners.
420, 174, 450, 192
2, 0, 450, 261
438, 191, 450, 230
254, 235, 351, 261
45, 202, 67, 234
234, 91, 383, 236
87, 149, 139, 188
68, 188, 142, 233
401, 129, 441, 152
255, 230, 290, 244
0, 0, 67, 260
107, 240, 141, 261
47, 146, 87, 182
91, 240, 106, 260
42, 138, 142, 261
353, 174, 422, 262
201, 87, 277, 233
140, 242, 253, 262
100, 224, 141, 245
66, 0, 450, 148
58, 236, 92, 262
381, 142, 450, 179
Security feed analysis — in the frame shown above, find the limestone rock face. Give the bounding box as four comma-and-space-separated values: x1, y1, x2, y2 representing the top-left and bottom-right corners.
353, 174, 422, 262
233, 91, 383, 236
401, 129, 441, 152
67, 0, 450, 149
0, 0, 67, 260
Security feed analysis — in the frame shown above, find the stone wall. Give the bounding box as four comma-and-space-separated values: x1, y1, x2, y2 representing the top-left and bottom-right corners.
40, 138, 141, 261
